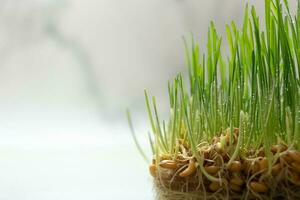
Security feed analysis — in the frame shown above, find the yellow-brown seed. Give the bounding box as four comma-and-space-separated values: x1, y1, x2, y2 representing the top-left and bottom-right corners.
242, 161, 250, 172
159, 160, 178, 169
179, 160, 197, 177
271, 163, 282, 176
282, 154, 293, 163
233, 128, 239, 143
209, 181, 223, 192
230, 177, 244, 186
214, 156, 223, 166
258, 157, 268, 172
149, 164, 157, 177
288, 150, 300, 163
212, 136, 220, 144
215, 142, 223, 154
250, 181, 269, 193
228, 161, 242, 172
223, 128, 239, 144
258, 148, 265, 157
271, 144, 287, 154
250, 162, 260, 174
291, 171, 300, 184
291, 162, 300, 173
223, 133, 230, 145
244, 161, 259, 174
175, 155, 189, 165
205, 165, 219, 175
230, 182, 242, 192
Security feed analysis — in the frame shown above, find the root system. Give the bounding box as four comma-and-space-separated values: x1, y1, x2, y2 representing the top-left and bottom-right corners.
150, 128, 300, 200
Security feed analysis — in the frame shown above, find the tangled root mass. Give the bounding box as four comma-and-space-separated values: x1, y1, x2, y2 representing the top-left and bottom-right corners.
150, 128, 300, 200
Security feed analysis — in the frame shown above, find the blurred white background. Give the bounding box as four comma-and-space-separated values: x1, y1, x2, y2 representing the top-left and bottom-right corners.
0, 0, 294, 199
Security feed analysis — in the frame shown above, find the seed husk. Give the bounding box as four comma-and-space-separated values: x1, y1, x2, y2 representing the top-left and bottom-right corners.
251, 162, 260, 174
179, 160, 197, 177
244, 161, 259, 174
242, 161, 249, 172
212, 136, 220, 144
258, 148, 265, 157
175, 155, 189, 164
232, 128, 239, 143
271, 144, 287, 154
223, 133, 230, 145
282, 154, 293, 163
271, 163, 282, 176
291, 162, 300, 173
149, 164, 157, 177
159, 160, 178, 169
215, 142, 223, 153
291, 172, 300, 184
230, 182, 242, 192
250, 181, 269, 193
228, 161, 242, 172
288, 150, 300, 163
230, 177, 244, 186
213, 156, 223, 166
258, 157, 268, 172
209, 181, 223, 192
223, 128, 239, 144
205, 165, 219, 175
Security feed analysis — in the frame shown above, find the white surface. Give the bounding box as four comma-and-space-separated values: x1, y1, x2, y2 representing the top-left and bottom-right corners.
0, 106, 153, 200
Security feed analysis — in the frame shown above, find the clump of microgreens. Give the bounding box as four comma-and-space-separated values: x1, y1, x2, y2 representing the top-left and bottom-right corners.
128, 0, 300, 199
